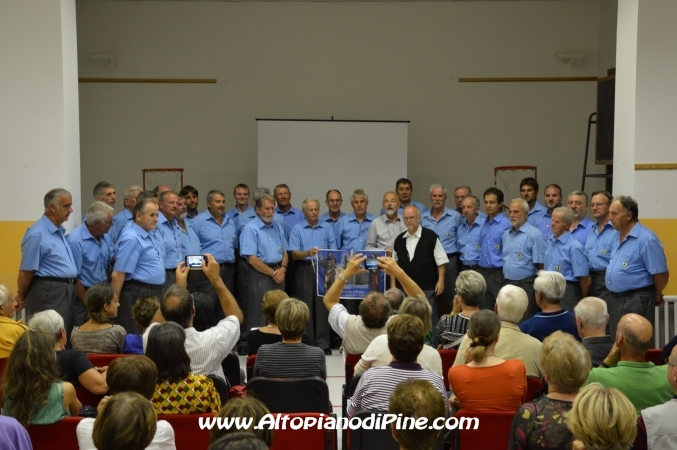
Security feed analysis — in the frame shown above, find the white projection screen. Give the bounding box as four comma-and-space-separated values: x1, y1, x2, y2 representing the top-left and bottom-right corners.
257, 120, 409, 216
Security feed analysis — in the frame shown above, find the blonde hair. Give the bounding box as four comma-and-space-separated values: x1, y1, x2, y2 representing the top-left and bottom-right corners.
399, 295, 432, 332
540, 331, 591, 394
568, 383, 637, 450
275, 298, 309, 340
262, 290, 289, 325
466, 310, 500, 362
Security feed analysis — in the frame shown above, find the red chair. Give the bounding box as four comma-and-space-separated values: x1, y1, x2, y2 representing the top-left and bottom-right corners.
646, 348, 663, 365
247, 354, 256, 382
158, 413, 214, 450
86, 353, 127, 367
270, 412, 335, 450
525, 377, 542, 402
344, 353, 362, 389
454, 409, 515, 450
75, 385, 105, 407
438, 348, 457, 390
0, 358, 7, 402
27, 416, 84, 450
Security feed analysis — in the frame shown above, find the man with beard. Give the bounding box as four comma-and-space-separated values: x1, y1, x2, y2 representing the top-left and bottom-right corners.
568, 190, 594, 245
502, 198, 546, 319
366, 191, 406, 255
584, 190, 616, 299
179, 185, 199, 221
421, 183, 462, 315
240, 193, 288, 331
520, 178, 547, 225
458, 195, 485, 271
534, 184, 563, 239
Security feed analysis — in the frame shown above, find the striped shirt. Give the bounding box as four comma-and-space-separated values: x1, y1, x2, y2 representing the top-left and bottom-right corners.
347, 361, 446, 417
254, 343, 326, 379
436, 313, 470, 349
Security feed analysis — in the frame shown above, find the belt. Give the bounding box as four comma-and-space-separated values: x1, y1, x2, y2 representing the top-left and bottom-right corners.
506, 277, 536, 285
297, 260, 314, 266
446, 252, 460, 258
265, 263, 282, 269
165, 268, 177, 273
219, 262, 234, 268
479, 267, 502, 273
126, 279, 163, 289
590, 270, 606, 276
463, 264, 481, 271
34, 276, 76, 285
611, 286, 654, 297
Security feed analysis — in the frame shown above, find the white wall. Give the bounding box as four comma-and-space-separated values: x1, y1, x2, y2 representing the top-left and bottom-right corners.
76, 1, 604, 213
598, 0, 618, 78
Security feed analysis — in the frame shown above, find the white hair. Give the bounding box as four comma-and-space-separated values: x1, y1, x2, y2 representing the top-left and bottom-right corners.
85, 201, 114, 226
511, 198, 529, 214
574, 297, 609, 329
534, 270, 566, 303
27, 309, 65, 340
0, 285, 10, 307
496, 285, 528, 323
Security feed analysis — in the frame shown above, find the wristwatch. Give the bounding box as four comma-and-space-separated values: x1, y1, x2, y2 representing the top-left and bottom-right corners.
338, 273, 348, 283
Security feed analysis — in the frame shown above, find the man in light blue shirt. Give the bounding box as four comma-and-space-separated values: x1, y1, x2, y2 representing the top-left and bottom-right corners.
274, 184, 305, 231
458, 195, 485, 270
18, 189, 79, 329
380, 178, 427, 215
240, 194, 289, 332
227, 183, 254, 224
585, 190, 617, 300
534, 184, 563, 239
319, 189, 346, 231
605, 196, 669, 338
502, 199, 547, 319
111, 185, 142, 244
543, 207, 590, 313
478, 187, 511, 310
520, 177, 547, 225
421, 183, 462, 314
568, 190, 595, 245
288, 198, 337, 354
179, 185, 199, 222
157, 191, 183, 288
111, 197, 166, 333
335, 189, 376, 251
176, 194, 202, 293
453, 185, 487, 219
66, 201, 115, 328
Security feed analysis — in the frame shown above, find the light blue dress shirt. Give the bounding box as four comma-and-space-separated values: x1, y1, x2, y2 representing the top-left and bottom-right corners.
584, 220, 617, 271
111, 209, 133, 244
227, 205, 254, 222
275, 205, 305, 232
543, 232, 589, 282
334, 213, 376, 251
178, 221, 202, 256
156, 213, 183, 269
380, 199, 428, 215
534, 209, 554, 240
605, 222, 668, 293
478, 213, 512, 269
570, 216, 594, 246
458, 215, 485, 266
420, 207, 462, 254
240, 217, 287, 263
20, 215, 77, 278
526, 201, 547, 225
114, 223, 166, 284
502, 221, 546, 281
191, 210, 238, 264
319, 211, 346, 232
66, 223, 113, 287
288, 221, 337, 260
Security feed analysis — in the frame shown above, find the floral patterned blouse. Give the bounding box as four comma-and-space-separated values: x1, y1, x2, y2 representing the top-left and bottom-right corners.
151, 374, 221, 415
508, 396, 575, 450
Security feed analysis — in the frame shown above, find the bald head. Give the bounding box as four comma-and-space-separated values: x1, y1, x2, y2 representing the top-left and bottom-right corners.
617, 313, 653, 356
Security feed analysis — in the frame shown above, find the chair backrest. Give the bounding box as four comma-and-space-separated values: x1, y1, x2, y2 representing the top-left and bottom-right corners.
0, 358, 7, 402
75, 385, 105, 407
348, 410, 445, 450
454, 409, 515, 450
344, 353, 362, 389
207, 374, 230, 404
246, 354, 256, 382
246, 377, 331, 413
27, 417, 83, 450
158, 413, 213, 450
86, 353, 127, 367
270, 412, 334, 450
438, 348, 457, 390
646, 348, 663, 365
221, 352, 242, 387
525, 377, 542, 402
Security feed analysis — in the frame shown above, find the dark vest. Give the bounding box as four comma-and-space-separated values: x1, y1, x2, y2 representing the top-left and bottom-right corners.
393, 227, 440, 291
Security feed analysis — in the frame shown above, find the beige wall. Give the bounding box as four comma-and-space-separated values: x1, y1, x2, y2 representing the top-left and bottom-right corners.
76, 0, 607, 212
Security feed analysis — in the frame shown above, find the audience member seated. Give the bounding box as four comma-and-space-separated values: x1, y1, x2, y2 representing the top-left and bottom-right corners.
435, 270, 484, 349
508, 331, 591, 450
93, 392, 157, 450
246, 290, 313, 356
209, 397, 274, 447
143, 254, 243, 382
354, 295, 443, 376
3, 330, 81, 425
209, 433, 268, 450
448, 310, 527, 412
347, 314, 445, 416
77, 355, 175, 450
635, 345, 677, 450
324, 254, 422, 357
519, 271, 579, 342
389, 379, 446, 450
661, 333, 677, 365
0, 284, 28, 359
584, 313, 673, 415
454, 285, 542, 378
192, 292, 218, 332
573, 297, 613, 367
254, 298, 326, 379
71, 283, 126, 354
384, 287, 405, 314
567, 383, 636, 450
28, 309, 108, 396
123, 295, 160, 354
0, 416, 33, 450
146, 321, 221, 414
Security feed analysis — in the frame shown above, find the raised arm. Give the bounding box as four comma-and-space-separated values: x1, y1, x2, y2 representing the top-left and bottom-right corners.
323, 253, 367, 312
376, 257, 424, 297
203, 253, 243, 323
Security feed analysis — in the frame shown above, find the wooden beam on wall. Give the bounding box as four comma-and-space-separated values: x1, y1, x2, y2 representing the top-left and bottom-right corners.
635, 163, 677, 170
458, 77, 598, 83
78, 78, 217, 84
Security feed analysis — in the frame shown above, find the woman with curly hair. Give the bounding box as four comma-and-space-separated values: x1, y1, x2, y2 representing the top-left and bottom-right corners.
447, 310, 527, 412
2, 330, 81, 425
71, 283, 126, 354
